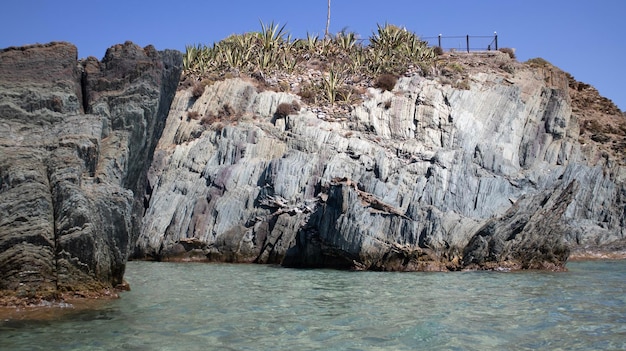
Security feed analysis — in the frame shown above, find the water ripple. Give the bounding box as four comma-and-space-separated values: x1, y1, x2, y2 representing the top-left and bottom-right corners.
1, 260, 625, 350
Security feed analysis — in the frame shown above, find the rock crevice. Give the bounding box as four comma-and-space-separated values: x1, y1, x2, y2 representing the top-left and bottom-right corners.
0, 42, 182, 300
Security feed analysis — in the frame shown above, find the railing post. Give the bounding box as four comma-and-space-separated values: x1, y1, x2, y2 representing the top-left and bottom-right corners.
466, 35, 469, 53
438, 34, 442, 50
494, 31, 498, 50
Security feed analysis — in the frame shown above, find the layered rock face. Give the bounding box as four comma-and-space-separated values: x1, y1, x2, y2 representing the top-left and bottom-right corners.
0, 42, 181, 298
135, 53, 625, 270
1, 42, 622, 299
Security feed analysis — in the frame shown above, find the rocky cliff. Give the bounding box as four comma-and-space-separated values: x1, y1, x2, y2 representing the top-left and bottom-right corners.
1, 42, 624, 303
0, 42, 181, 302
135, 51, 625, 271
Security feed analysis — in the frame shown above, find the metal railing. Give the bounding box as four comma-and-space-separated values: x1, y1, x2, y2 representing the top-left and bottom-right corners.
422, 33, 499, 53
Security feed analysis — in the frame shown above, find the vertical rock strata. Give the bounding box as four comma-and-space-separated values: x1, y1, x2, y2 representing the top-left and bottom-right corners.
137, 55, 625, 270
1, 42, 624, 299
0, 42, 181, 299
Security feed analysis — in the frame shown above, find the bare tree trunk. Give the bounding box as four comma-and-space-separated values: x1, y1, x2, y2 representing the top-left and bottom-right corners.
325, 0, 331, 38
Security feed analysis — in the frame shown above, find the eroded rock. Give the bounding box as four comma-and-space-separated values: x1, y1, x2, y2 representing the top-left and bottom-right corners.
135, 63, 625, 271
0, 42, 182, 301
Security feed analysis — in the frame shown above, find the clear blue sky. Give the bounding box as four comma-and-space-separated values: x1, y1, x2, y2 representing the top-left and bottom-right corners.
1, 0, 624, 110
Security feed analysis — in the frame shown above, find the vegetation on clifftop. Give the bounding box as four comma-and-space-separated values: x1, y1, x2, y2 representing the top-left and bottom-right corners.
181, 22, 437, 106
183, 22, 436, 78
181, 21, 624, 163
180, 22, 525, 111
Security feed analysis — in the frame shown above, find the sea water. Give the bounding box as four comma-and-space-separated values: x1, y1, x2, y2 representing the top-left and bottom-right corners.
1, 260, 625, 350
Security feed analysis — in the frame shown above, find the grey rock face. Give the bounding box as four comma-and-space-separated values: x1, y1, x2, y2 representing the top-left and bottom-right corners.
135, 64, 625, 270
462, 181, 576, 271
0, 42, 181, 298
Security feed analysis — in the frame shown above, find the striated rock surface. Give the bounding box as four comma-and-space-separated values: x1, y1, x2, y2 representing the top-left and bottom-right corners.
2, 42, 623, 300
136, 52, 625, 270
0, 42, 181, 300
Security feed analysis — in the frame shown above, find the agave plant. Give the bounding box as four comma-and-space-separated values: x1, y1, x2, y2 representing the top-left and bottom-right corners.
222, 45, 241, 69
401, 35, 436, 62
183, 44, 207, 75
181, 20, 438, 103
258, 49, 284, 71
367, 23, 436, 75
370, 23, 407, 53
205, 43, 222, 71
304, 32, 319, 51
214, 33, 256, 71
280, 52, 298, 73
363, 48, 385, 74
256, 20, 288, 51
321, 65, 345, 104
293, 32, 319, 60
347, 49, 366, 74
333, 29, 358, 50
182, 44, 197, 73
336, 86, 357, 104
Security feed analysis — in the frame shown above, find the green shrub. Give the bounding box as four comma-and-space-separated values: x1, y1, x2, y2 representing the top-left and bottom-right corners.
591, 133, 610, 143
582, 119, 603, 134
450, 62, 464, 72
200, 103, 238, 125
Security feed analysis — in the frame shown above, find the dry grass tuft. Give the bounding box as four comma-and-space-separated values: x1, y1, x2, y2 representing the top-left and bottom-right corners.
498, 47, 516, 60
374, 73, 398, 92
275, 100, 301, 118
187, 110, 200, 120
192, 83, 205, 98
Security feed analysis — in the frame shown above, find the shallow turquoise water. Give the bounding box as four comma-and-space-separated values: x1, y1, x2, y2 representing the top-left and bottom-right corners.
2, 260, 626, 350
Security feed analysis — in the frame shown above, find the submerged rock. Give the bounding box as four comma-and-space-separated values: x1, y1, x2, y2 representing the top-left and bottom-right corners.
0, 42, 182, 300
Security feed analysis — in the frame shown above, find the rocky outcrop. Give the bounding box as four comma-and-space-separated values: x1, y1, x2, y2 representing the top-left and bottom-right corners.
0, 42, 181, 300
462, 181, 576, 271
1, 42, 623, 299
135, 52, 625, 270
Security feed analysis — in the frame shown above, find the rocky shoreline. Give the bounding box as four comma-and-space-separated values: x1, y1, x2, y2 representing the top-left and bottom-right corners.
1, 41, 625, 304
0, 41, 181, 303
